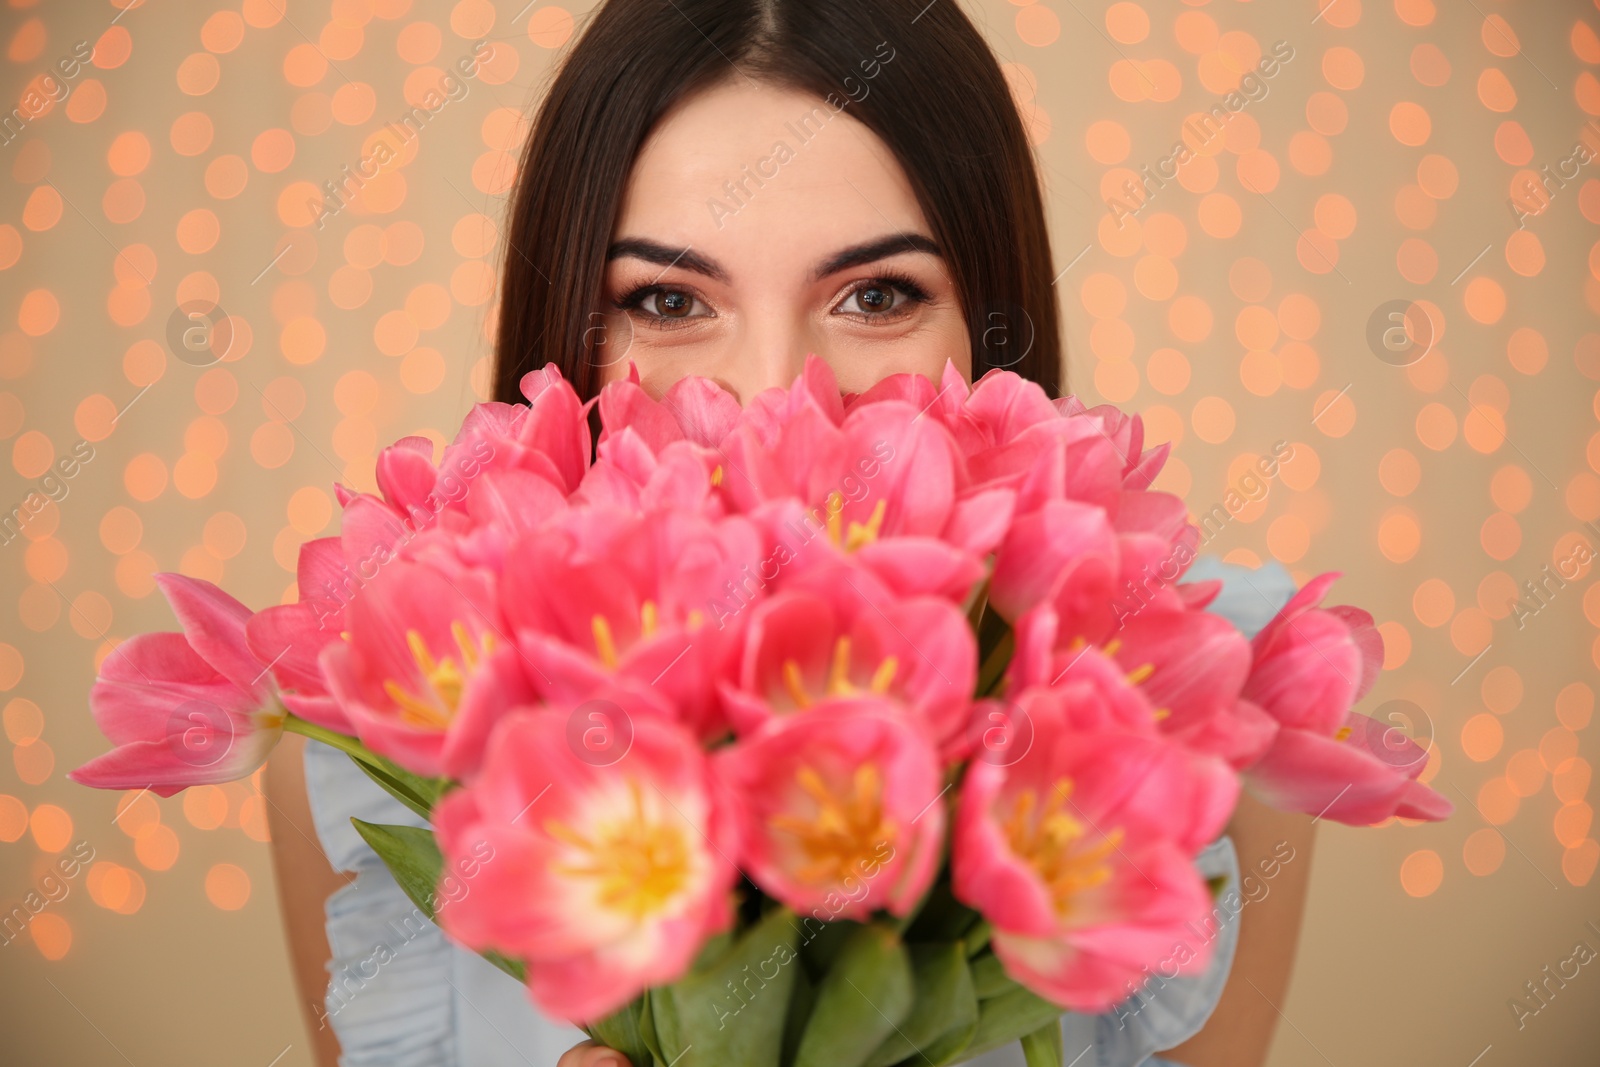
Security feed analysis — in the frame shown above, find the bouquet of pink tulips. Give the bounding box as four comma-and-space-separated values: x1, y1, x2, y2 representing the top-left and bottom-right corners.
72, 356, 1451, 1066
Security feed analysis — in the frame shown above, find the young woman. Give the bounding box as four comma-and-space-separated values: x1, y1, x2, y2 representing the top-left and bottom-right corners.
266, 1, 1317, 1064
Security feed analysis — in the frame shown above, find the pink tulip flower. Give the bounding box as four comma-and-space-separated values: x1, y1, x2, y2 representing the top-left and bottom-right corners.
596, 361, 743, 452
715, 700, 944, 922
718, 561, 975, 757
500, 506, 766, 741
1035, 604, 1281, 770
720, 397, 1012, 602
1243, 571, 1383, 735
337, 364, 588, 524
320, 559, 527, 778
432, 708, 738, 1023
1245, 709, 1453, 823
1240, 572, 1452, 823
735, 353, 849, 444
1055, 396, 1171, 490
451, 363, 591, 494
843, 359, 972, 440
952, 697, 1221, 1013
999, 617, 1242, 852
577, 431, 726, 517
70, 574, 284, 796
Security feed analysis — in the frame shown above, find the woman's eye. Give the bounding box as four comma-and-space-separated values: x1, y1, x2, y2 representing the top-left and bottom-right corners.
615, 285, 711, 328
834, 277, 930, 321
847, 285, 897, 314
648, 289, 701, 318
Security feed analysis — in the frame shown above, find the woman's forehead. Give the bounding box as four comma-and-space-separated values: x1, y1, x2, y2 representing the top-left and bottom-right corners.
612, 81, 932, 276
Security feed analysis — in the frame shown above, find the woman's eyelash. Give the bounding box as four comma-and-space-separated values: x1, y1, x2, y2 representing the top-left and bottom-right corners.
851, 270, 932, 307
611, 284, 682, 314
612, 271, 932, 327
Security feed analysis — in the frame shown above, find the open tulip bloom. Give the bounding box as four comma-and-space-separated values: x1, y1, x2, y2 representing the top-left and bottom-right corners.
72, 356, 1452, 1067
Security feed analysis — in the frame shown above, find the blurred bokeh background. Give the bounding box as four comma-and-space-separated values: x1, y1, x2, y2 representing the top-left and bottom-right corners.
1, 0, 1596, 1063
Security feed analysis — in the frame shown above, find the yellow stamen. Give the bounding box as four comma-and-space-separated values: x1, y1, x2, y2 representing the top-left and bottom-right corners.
640, 599, 659, 639
825, 492, 844, 546
1101, 638, 1123, 658
592, 614, 618, 669
545, 778, 693, 920
1005, 788, 1038, 845
768, 762, 895, 887
710, 465, 724, 486
380, 623, 495, 731
827, 637, 853, 694
782, 660, 812, 709
408, 629, 437, 677
869, 656, 899, 693
1335, 725, 1353, 742
1153, 707, 1171, 721
1125, 662, 1155, 686
824, 495, 890, 552
543, 818, 596, 851
844, 499, 889, 552
1004, 776, 1124, 919
452, 620, 484, 671
779, 637, 900, 706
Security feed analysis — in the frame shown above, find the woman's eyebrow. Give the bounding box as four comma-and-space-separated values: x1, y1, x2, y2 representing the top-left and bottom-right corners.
811, 233, 942, 281
605, 232, 943, 285
606, 239, 729, 283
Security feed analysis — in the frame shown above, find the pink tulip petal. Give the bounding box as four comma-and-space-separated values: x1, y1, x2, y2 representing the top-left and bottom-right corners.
68, 709, 281, 797
376, 437, 440, 515
1245, 725, 1452, 824
153, 573, 264, 698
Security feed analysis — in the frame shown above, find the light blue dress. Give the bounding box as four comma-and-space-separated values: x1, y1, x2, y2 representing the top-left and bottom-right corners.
303, 556, 1299, 1067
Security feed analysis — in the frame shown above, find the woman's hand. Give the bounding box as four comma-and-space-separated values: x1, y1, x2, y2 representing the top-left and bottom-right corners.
557, 1040, 632, 1067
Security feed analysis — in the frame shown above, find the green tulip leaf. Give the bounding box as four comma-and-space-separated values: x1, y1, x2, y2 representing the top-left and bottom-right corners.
588, 993, 656, 1067
963, 984, 1065, 1060
793, 922, 914, 1067
864, 941, 978, 1067
780, 957, 817, 1067
1019, 1018, 1063, 1067
650, 906, 802, 1067
350, 818, 443, 916
349, 818, 525, 983
347, 752, 448, 819
968, 952, 1013, 1000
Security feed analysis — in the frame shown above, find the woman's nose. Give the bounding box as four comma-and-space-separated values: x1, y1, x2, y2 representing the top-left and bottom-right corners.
726, 318, 814, 404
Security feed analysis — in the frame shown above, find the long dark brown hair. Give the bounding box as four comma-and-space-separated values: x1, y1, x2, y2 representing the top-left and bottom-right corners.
491, 0, 1062, 407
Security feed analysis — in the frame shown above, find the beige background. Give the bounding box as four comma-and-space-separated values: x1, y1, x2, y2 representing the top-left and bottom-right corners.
2, 0, 1597, 1063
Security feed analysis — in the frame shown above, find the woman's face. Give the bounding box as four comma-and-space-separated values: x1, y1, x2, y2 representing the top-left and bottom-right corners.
593, 79, 972, 405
